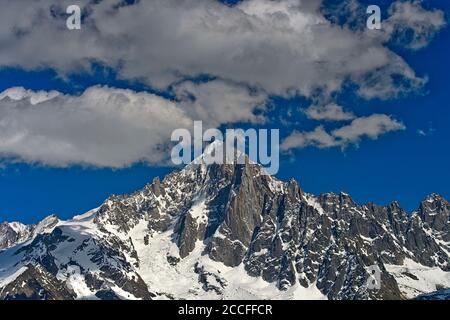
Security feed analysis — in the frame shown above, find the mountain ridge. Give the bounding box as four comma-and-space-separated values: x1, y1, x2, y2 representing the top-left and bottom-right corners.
0, 152, 449, 300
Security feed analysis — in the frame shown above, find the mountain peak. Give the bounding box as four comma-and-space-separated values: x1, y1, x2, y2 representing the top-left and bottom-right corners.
423, 193, 447, 203
0, 221, 33, 250
189, 139, 249, 167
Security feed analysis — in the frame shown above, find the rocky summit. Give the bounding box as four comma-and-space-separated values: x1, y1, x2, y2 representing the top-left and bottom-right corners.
0, 148, 449, 300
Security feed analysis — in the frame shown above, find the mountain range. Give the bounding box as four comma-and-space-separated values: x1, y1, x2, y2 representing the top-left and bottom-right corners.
0, 145, 449, 300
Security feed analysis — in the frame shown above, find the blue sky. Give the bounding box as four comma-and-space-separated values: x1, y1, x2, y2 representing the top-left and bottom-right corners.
0, 0, 449, 224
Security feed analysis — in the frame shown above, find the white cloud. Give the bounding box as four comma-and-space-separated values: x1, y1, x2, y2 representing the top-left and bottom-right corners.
303, 103, 355, 121
0, 81, 265, 168
0, 87, 60, 105
174, 80, 267, 126
281, 114, 405, 150
416, 123, 435, 137
385, 0, 446, 50
280, 126, 338, 150
417, 129, 427, 136
332, 114, 406, 142
325, 0, 446, 51
322, 0, 446, 99
0, 0, 443, 166
0, 0, 441, 100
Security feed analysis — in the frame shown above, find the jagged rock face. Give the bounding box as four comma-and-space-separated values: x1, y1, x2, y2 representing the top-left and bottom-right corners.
0, 222, 33, 250
0, 156, 449, 300
240, 189, 408, 299
418, 194, 450, 242
0, 223, 153, 300
84, 160, 450, 299
0, 215, 59, 251
207, 164, 276, 266
0, 263, 75, 300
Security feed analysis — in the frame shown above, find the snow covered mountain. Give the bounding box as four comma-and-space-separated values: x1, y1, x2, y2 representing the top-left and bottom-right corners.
0, 215, 58, 250
0, 146, 449, 300
0, 222, 33, 250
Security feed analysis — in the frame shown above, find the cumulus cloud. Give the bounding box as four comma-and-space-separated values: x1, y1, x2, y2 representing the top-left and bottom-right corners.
174, 80, 267, 126
281, 114, 405, 150
321, 0, 445, 99
0, 0, 441, 100
0, 88, 60, 105
303, 103, 355, 121
384, 0, 446, 50
281, 126, 338, 150
0, 0, 443, 167
0, 81, 265, 168
332, 114, 406, 142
